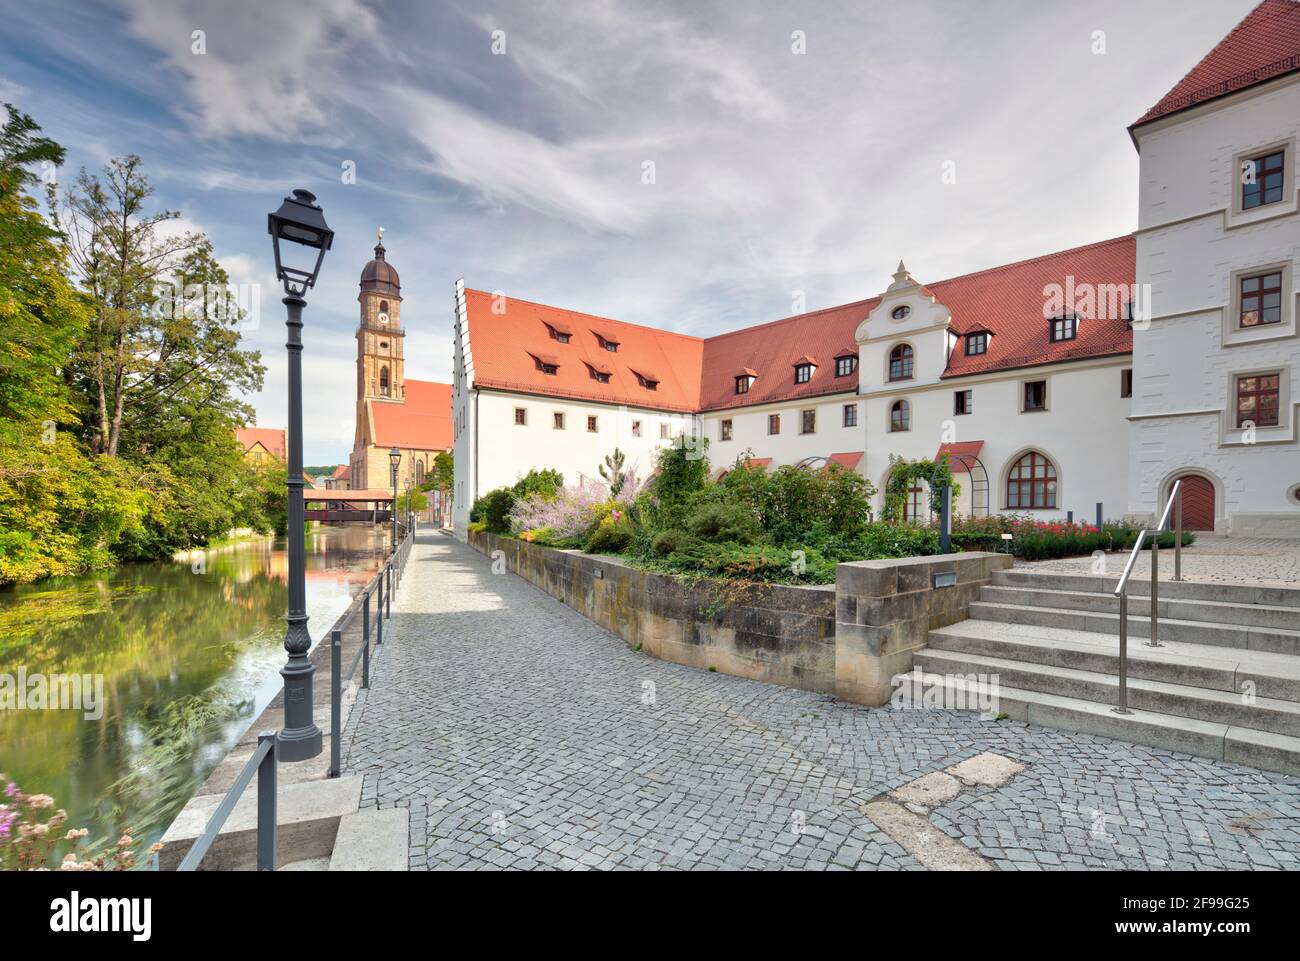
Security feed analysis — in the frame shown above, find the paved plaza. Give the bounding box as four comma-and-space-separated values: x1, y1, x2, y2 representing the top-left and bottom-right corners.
1024, 535, 1300, 587
342, 532, 1300, 871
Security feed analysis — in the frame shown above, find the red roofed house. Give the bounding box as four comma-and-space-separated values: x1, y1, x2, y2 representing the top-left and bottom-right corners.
236, 427, 286, 466
347, 236, 453, 521
453, 2, 1299, 537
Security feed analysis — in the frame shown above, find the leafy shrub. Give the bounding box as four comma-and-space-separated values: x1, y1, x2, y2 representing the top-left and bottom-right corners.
650, 528, 695, 556
512, 468, 563, 501
950, 515, 1195, 561
644, 435, 710, 530
584, 509, 634, 554
685, 500, 762, 544
470, 488, 516, 534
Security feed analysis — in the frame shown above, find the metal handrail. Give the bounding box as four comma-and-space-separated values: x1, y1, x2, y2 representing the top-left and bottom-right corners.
328, 525, 415, 777
1112, 481, 1183, 715
177, 732, 277, 871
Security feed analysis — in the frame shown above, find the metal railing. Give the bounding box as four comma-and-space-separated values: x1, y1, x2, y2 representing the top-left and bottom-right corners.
1112, 481, 1183, 715
177, 732, 277, 871
328, 523, 414, 777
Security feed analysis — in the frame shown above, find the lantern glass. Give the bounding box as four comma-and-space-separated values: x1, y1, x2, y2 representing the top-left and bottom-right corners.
267, 189, 334, 294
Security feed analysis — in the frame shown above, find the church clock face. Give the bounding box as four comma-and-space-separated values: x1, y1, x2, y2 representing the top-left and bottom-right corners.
377, 311, 389, 326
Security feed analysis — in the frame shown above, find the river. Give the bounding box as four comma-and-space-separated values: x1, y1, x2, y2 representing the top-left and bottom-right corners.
0, 524, 389, 863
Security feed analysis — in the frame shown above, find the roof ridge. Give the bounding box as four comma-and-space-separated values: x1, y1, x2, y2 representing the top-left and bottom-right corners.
925, 235, 1134, 288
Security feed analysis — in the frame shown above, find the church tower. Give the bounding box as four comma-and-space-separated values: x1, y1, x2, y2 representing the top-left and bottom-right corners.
357, 228, 405, 407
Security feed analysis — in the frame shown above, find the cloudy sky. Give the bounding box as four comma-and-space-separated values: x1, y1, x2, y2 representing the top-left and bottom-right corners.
0, 0, 1258, 463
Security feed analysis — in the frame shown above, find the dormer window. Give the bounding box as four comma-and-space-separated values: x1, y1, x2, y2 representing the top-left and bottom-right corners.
587, 363, 611, 384
530, 353, 560, 375
793, 363, 813, 384
1049, 313, 1078, 342
595, 332, 620, 352
965, 332, 988, 356
544, 321, 572, 344
891, 305, 911, 320
633, 371, 658, 390
735, 369, 757, 394
835, 355, 857, 377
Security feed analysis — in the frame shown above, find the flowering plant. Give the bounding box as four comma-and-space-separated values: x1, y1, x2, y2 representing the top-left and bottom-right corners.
0, 774, 162, 871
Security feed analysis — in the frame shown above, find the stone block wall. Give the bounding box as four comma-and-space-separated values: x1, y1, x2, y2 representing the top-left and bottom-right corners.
469, 530, 1008, 705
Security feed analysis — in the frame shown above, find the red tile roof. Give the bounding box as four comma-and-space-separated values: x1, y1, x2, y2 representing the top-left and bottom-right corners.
236, 427, 286, 460
464, 236, 1134, 413
1133, 0, 1300, 129
331, 464, 351, 480
935, 441, 984, 473
463, 288, 703, 412
371, 379, 453, 450
829, 452, 864, 469
938, 235, 1134, 378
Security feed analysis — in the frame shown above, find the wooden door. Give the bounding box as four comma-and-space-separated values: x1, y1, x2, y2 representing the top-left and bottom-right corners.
1173, 474, 1215, 531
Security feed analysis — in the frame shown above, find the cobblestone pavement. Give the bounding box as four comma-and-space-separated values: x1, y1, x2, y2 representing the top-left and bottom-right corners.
1023, 535, 1300, 587
343, 532, 1300, 871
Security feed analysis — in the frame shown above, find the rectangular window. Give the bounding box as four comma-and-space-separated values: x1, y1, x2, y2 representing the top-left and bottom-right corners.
954, 389, 972, 415
514, 407, 527, 426
800, 409, 816, 434
1049, 315, 1077, 342
1024, 380, 1047, 411
794, 364, 813, 384
1120, 369, 1133, 398
587, 415, 598, 433
1242, 150, 1285, 210
842, 404, 857, 427
553, 412, 565, 430
631, 420, 642, 437
735, 376, 751, 394
1240, 271, 1283, 327
768, 413, 780, 435
965, 332, 988, 355
835, 356, 857, 377
659, 422, 669, 439
720, 419, 733, 441
1236, 373, 1280, 428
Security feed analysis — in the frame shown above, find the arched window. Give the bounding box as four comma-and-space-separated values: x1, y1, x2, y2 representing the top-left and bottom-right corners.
379, 365, 390, 397
904, 479, 928, 523
1007, 451, 1057, 509
416, 460, 425, 485
889, 344, 914, 381
379, 300, 389, 315
889, 399, 910, 432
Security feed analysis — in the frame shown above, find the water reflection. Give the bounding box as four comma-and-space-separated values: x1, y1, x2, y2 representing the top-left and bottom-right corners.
0, 524, 388, 859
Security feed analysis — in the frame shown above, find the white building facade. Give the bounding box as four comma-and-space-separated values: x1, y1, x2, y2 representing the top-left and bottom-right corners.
1127, 6, 1300, 536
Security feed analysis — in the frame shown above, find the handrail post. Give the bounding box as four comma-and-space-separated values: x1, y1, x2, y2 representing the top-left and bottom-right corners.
386, 565, 393, 620
1174, 487, 1183, 582
256, 732, 277, 871
377, 577, 384, 646
329, 631, 341, 778
1148, 536, 1161, 648
362, 627, 370, 690
1114, 593, 1131, 714
363, 589, 371, 647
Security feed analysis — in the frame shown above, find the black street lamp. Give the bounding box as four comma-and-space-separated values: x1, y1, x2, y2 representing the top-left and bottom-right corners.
405, 479, 413, 531
389, 447, 401, 553
268, 189, 333, 763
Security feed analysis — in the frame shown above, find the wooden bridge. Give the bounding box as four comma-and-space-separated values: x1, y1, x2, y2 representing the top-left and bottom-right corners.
304, 489, 396, 523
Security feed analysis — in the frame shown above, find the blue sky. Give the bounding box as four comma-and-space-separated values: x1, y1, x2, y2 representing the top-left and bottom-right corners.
0, 0, 1258, 463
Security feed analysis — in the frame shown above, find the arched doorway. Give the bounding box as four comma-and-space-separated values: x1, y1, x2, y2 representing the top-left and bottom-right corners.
1172, 474, 1215, 531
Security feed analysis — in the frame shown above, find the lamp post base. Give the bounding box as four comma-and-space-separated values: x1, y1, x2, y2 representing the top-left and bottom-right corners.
277, 654, 323, 762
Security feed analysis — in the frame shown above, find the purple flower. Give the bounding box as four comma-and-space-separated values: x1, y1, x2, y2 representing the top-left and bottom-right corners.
3, 782, 16, 798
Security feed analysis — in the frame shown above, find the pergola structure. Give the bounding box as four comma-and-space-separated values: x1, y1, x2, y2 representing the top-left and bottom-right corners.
303, 488, 395, 523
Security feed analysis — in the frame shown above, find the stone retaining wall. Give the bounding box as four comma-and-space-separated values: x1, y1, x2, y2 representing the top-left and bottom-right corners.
469, 530, 1010, 705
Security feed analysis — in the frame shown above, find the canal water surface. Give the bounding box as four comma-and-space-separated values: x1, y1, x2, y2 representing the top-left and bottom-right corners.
0, 525, 388, 861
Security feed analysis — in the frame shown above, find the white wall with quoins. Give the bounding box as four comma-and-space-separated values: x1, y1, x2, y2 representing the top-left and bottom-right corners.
1129, 74, 1300, 535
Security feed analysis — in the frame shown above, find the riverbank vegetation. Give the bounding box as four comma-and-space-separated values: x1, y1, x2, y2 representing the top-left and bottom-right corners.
0, 104, 285, 586
469, 439, 1192, 584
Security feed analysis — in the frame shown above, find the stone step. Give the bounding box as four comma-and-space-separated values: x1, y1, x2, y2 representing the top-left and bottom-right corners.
159, 775, 362, 871
913, 647, 1300, 737
891, 673, 1300, 777
328, 806, 408, 871
927, 619, 1300, 701
992, 569, 1300, 608
968, 600, 1300, 655
982, 584, 1300, 631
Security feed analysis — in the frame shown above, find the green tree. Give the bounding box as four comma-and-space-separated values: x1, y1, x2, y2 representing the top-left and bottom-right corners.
598, 447, 627, 496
